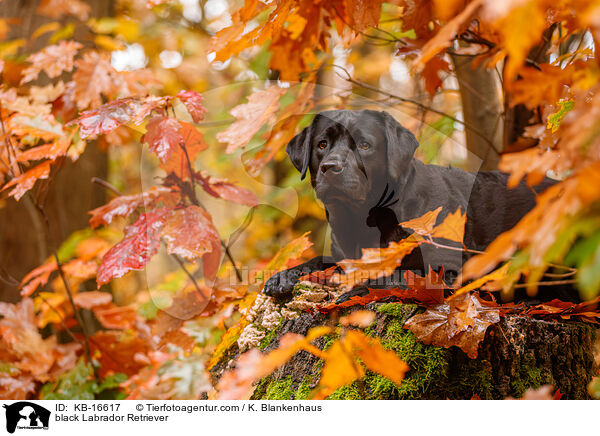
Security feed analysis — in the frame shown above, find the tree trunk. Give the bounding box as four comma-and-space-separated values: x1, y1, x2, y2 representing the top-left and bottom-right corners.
210, 289, 596, 400
450, 53, 503, 171
0, 0, 112, 302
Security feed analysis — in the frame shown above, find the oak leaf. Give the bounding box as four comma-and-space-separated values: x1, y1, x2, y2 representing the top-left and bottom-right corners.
404, 292, 500, 358
195, 171, 259, 207
176, 90, 207, 123
160, 122, 208, 178
2, 160, 53, 201
217, 86, 286, 154
161, 206, 222, 279
142, 116, 183, 163
88, 186, 173, 228
21, 40, 82, 84
96, 208, 170, 286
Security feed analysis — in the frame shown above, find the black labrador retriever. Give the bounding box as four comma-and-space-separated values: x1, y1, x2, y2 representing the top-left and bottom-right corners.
263, 109, 560, 301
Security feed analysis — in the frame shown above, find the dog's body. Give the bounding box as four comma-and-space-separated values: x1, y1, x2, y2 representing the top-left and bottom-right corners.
263, 110, 557, 300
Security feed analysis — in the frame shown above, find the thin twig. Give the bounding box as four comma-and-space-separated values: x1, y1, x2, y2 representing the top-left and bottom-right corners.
513, 279, 576, 289
53, 252, 96, 376
172, 254, 210, 300
91, 177, 123, 196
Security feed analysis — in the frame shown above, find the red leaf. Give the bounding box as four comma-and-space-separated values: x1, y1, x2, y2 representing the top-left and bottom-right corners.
160, 122, 208, 178
97, 209, 170, 286
2, 160, 53, 201
299, 266, 338, 285
88, 186, 173, 229
161, 206, 222, 279
70, 96, 168, 139
195, 171, 259, 207
177, 90, 207, 123
142, 116, 183, 163
89, 331, 149, 377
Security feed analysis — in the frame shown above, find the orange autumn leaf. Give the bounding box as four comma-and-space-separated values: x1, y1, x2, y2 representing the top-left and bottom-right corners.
217, 86, 286, 154
316, 330, 408, 399
160, 122, 208, 178
217, 326, 330, 399
333, 237, 421, 289
415, 0, 483, 71
93, 304, 138, 330
21, 40, 82, 84
404, 293, 500, 358
261, 232, 313, 282
431, 208, 467, 243
2, 160, 53, 201
450, 263, 511, 300
399, 207, 442, 236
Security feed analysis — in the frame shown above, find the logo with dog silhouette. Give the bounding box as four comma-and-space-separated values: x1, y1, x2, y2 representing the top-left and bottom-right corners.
2, 402, 50, 433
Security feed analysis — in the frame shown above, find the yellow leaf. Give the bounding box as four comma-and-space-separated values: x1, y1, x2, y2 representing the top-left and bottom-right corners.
315, 340, 364, 399
399, 206, 442, 236
32, 22, 60, 40
260, 231, 313, 282
451, 262, 511, 300
207, 316, 249, 370
49, 23, 74, 44
431, 208, 466, 243
345, 330, 409, 384
94, 35, 125, 51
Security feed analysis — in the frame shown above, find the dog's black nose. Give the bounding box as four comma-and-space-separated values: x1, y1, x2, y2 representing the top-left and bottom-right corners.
320, 161, 342, 174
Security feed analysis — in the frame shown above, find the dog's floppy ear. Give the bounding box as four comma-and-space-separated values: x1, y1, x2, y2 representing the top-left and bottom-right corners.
379, 111, 419, 181
286, 118, 316, 180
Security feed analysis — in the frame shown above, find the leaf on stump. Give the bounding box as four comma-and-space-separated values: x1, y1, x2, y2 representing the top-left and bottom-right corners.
404, 293, 500, 358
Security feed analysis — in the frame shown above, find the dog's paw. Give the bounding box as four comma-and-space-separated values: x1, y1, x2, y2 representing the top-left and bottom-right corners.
263, 270, 298, 299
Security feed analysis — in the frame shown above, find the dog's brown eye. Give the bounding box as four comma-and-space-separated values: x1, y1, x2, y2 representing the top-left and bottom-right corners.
318, 140, 328, 149
359, 141, 371, 150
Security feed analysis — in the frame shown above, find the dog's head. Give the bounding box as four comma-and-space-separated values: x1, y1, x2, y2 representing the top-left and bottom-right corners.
286, 109, 418, 207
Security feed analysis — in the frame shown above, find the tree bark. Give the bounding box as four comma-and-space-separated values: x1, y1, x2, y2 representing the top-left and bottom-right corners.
450, 53, 503, 171
210, 294, 596, 400
0, 0, 112, 302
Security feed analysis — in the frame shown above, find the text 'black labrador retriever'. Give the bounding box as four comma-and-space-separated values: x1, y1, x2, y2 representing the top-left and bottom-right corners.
263, 109, 559, 302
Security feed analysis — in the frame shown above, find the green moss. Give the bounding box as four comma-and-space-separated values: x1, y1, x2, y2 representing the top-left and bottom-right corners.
292, 282, 315, 295
263, 377, 296, 400
327, 382, 363, 400
366, 373, 400, 399
322, 334, 338, 350
295, 378, 312, 400
378, 302, 418, 319
445, 359, 494, 399
510, 352, 547, 397
259, 328, 279, 350
380, 318, 449, 399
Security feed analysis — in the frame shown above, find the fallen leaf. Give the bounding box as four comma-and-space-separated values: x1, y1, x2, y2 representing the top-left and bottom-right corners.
404, 292, 500, 358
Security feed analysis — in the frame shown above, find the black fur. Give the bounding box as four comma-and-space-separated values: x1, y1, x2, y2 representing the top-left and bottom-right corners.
264, 109, 573, 302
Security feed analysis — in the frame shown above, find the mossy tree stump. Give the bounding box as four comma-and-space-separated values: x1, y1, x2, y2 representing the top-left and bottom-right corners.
210, 288, 597, 399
